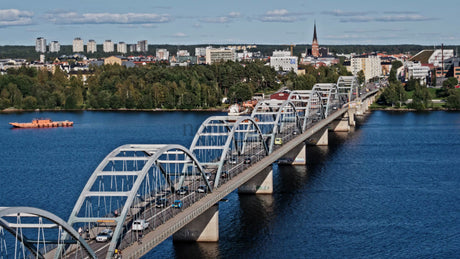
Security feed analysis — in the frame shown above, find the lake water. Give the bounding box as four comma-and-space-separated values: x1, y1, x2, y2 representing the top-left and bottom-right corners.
1, 110, 459, 258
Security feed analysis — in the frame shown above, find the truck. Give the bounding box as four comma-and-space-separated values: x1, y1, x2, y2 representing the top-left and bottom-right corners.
132, 219, 149, 231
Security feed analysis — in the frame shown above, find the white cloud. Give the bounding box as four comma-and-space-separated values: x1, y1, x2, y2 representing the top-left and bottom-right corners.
322, 10, 368, 17
45, 12, 171, 24
173, 32, 187, 37
199, 16, 229, 23
258, 9, 308, 23
0, 9, 33, 27
199, 12, 241, 24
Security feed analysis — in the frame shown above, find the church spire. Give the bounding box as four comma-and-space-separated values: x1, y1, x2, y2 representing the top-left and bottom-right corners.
313, 20, 318, 43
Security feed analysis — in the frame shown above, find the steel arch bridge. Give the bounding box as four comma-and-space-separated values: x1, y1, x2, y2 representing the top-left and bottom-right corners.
250, 99, 301, 153
0, 206, 96, 259
337, 76, 360, 103
63, 144, 212, 259
287, 89, 324, 132
189, 116, 269, 188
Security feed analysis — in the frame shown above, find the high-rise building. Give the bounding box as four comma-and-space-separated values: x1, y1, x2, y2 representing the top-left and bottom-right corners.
129, 44, 137, 53
49, 41, 60, 53
117, 42, 127, 54
311, 22, 319, 57
156, 49, 169, 60
87, 40, 97, 53
270, 50, 298, 72
73, 37, 84, 53
195, 47, 207, 57
177, 50, 190, 57
35, 37, 46, 53
349, 54, 382, 82
137, 40, 148, 52
205, 48, 235, 64
103, 40, 114, 53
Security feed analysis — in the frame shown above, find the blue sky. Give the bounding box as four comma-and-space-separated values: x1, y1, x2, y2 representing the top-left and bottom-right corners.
0, 0, 458, 46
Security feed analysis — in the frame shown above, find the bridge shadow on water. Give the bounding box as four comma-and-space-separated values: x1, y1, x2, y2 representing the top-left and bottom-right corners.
167, 114, 372, 259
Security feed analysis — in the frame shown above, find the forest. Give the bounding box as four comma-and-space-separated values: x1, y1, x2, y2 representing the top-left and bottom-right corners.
0, 61, 352, 110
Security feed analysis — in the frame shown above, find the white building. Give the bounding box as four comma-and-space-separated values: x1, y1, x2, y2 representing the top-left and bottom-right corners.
156, 49, 169, 60
349, 55, 382, 82
103, 40, 114, 53
117, 42, 127, 54
177, 50, 190, 57
270, 50, 298, 73
195, 47, 207, 57
129, 44, 137, 53
428, 49, 454, 67
405, 61, 430, 85
205, 48, 235, 64
49, 41, 60, 53
137, 40, 148, 52
87, 40, 97, 53
35, 37, 46, 53
73, 38, 84, 53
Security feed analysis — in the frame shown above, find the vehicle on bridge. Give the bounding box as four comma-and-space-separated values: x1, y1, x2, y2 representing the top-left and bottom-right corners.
275, 138, 283, 145
96, 229, 113, 242
177, 186, 189, 195
244, 157, 252, 164
197, 185, 208, 193
132, 219, 149, 231
172, 200, 183, 208
155, 198, 168, 208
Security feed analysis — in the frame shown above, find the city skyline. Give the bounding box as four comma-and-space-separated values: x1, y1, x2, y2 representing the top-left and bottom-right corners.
0, 0, 458, 46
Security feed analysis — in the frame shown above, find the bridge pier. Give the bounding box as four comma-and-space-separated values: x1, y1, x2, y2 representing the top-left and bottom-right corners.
346, 109, 356, 126
306, 128, 328, 146
238, 166, 273, 194
330, 118, 350, 132
173, 204, 219, 242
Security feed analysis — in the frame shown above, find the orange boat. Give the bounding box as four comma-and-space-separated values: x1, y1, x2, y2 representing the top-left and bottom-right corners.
9, 118, 73, 128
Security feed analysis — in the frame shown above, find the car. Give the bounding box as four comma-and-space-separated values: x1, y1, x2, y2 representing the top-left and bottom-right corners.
197, 185, 208, 193
244, 157, 252, 164
155, 198, 168, 208
293, 130, 299, 135
132, 219, 149, 231
229, 157, 238, 164
275, 138, 283, 145
171, 200, 183, 208
176, 186, 189, 195
95, 229, 113, 242
205, 172, 212, 180
221, 171, 229, 178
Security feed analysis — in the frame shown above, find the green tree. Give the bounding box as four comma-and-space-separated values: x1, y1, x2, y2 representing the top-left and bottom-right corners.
22, 96, 38, 109
357, 70, 365, 85
409, 84, 432, 110
445, 89, 460, 109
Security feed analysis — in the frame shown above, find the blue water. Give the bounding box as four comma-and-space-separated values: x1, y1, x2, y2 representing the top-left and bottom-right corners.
1, 111, 459, 258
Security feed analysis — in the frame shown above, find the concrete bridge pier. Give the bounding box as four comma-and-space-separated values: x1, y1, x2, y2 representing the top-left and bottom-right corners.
346, 109, 356, 126
238, 166, 273, 194
306, 127, 328, 146
330, 117, 350, 132
173, 204, 219, 242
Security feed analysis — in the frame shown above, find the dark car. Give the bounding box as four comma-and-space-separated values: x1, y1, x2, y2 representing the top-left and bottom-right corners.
244, 157, 252, 164
221, 171, 229, 178
176, 186, 189, 195
155, 198, 168, 208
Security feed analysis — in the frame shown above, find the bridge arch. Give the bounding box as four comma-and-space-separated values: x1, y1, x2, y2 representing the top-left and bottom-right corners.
251, 99, 301, 153
190, 116, 269, 188
287, 89, 324, 131
0, 206, 96, 259
65, 144, 211, 259
312, 83, 340, 119
337, 76, 359, 103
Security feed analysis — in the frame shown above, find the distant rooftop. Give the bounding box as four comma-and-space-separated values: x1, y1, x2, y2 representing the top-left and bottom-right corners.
410, 50, 434, 64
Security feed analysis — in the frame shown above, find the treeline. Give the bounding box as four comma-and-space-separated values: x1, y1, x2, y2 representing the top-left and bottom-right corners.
0, 61, 353, 111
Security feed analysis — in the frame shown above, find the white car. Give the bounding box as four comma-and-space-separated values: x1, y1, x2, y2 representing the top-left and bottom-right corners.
132, 219, 149, 231
96, 229, 113, 242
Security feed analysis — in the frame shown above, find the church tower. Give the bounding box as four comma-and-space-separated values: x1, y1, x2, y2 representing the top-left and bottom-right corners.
312, 22, 319, 57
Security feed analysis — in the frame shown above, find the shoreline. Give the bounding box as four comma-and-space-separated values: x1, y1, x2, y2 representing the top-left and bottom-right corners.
1, 107, 228, 114
370, 107, 460, 111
